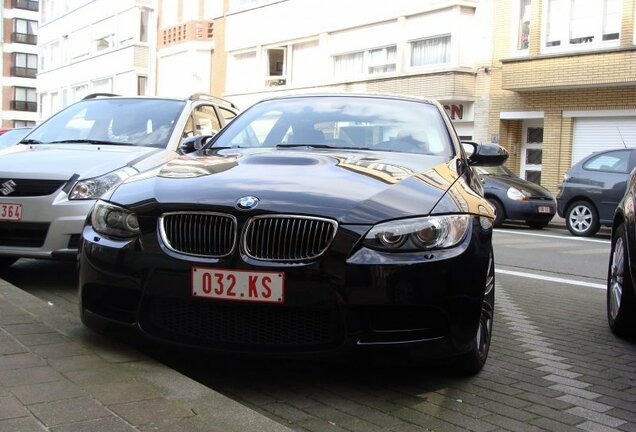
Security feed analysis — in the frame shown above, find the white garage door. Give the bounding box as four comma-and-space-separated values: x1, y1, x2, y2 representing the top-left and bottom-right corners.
572, 117, 636, 166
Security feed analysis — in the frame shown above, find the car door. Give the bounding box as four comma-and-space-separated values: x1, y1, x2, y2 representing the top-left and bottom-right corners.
581, 149, 632, 222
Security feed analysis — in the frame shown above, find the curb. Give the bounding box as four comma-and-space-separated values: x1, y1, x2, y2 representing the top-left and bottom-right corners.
0, 277, 292, 432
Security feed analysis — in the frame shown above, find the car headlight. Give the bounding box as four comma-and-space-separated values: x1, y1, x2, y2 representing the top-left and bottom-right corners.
91, 200, 140, 238
364, 215, 471, 251
69, 167, 137, 200
507, 186, 528, 201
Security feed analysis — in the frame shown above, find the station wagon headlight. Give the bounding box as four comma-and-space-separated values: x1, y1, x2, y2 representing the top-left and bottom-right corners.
91, 200, 140, 238
364, 215, 470, 251
507, 187, 528, 201
69, 167, 137, 200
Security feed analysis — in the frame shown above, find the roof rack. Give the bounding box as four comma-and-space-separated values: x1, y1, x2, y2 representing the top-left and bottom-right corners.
82, 93, 120, 100
188, 93, 238, 109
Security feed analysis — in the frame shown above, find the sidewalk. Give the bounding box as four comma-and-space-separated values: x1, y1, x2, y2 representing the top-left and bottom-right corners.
0, 278, 291, 432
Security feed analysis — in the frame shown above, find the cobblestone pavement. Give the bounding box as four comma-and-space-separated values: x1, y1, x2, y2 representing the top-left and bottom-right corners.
2, 260, 636, 432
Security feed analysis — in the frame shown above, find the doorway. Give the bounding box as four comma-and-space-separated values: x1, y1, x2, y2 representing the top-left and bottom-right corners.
520, 119, 544, 184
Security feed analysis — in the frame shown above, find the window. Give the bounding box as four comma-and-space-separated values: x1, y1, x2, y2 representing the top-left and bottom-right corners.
517, 0, 531, 51
12, 19, 38, 45
13, 0, 39, 11
93, 18, 115, 52
12, 53, 37, 78
138, 76, 148, 96
410, 36, 451, 67
183, 105, 222, 138
544, 0, 621, 50
583, 150, 630, 173
140, 8, 150, 43
70, 28, 91, 59
72, 83, 89, 102
227, 51, 258, 92
265, 47, 287, 86
14, 120, 36, 128
333, 45, 396, 79
92, 78, 113, 93
12, 87, 37, 112
218, 107, 237, 123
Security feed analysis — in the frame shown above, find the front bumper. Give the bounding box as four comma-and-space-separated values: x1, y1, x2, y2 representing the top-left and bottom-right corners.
0, 193, 95, 260
504, 198, 556, 222
79, 217, 493, 358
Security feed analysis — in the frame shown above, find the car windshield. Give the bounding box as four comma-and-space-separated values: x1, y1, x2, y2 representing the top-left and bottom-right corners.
475, 165, 515, 176
24, 98, 186, 148
209, 96, 454, 156
0, 128, 31, 149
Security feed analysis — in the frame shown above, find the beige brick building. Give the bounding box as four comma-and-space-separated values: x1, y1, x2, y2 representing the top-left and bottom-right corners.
490, 0, 636, 192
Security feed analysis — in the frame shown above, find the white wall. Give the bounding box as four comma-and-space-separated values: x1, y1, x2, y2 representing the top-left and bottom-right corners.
157, 43, 214, 97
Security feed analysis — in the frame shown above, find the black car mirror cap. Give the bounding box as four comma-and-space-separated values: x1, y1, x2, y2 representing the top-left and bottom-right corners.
462, 141, 509, 166
179, 134, 215, 154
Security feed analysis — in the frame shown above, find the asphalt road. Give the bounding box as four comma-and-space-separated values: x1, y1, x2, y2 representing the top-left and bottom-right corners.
2, 224, 635, 432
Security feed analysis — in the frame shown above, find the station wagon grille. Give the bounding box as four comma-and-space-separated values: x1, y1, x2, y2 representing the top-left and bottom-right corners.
0, 178, 66, 197
243, 215, 337, 261
159, 212, 237, 257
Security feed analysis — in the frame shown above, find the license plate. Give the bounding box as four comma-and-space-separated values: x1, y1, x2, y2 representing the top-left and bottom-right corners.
0, 203, 22, 221
192, 267, 285, 303
538, 206, 551, 214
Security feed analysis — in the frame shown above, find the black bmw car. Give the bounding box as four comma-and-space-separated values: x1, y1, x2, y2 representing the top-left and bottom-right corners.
608, 168, 636, 337
79, 94, 508, 374
475, 164, 556, 228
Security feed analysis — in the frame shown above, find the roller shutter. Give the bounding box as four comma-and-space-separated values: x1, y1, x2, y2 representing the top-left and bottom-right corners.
572, 117, 636, 166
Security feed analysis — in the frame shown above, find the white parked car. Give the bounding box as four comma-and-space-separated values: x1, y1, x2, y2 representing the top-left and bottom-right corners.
0, 93, 239, 267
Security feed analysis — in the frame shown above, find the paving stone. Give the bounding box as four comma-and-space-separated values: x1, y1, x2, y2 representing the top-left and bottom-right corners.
0, 395, 29, 420
0, 313, 36, 325
31, 342, 90, 359
0, 365, 63, 387
29, 397, 111, 427
50, 417, 138, 432
0, 353, 46, 371
108, 398, 193, 426
565, 407, 627, 428
557, 394, 613, 413
261, 401, 315, 424
13, 332, 69, 347
11, 379, 84, 405
63, 366, 134, 386
137, 416, 226, 432
47, 354, 108, 373
0, 416, 47, 432
577, 421, 626, 432
2, 323, 53, 336
525, 404, 585, 425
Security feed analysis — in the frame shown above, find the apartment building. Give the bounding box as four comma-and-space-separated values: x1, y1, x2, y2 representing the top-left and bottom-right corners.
155, 0, 222, 97
489, 0, 636, 191
221, 0, 494, 142
1, 0, 39, 128
36, 0, 157, 120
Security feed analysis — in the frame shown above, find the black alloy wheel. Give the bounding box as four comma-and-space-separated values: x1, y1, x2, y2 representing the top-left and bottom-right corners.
488, 199, 505, 228
566, 200, 600, 237
607, 223, 636, 337
453, 249, 495, 375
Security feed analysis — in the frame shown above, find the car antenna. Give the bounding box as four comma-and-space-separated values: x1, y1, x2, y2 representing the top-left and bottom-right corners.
617, 127, 628, 149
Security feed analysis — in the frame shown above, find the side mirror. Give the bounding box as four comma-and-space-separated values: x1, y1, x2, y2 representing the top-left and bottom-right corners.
462, 141, 509, 166
179, 134, 215, 154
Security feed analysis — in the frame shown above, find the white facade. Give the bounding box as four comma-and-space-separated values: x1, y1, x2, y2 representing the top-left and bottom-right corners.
37, 0, 157, 120
222, 0, 492, 141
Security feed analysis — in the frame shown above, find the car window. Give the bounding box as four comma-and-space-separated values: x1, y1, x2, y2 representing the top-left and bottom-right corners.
193, 105, 222, 136
212, 96, 453, 156
583, 150, 631, 173
25, 98, 185, 148
218, 107, 237, 123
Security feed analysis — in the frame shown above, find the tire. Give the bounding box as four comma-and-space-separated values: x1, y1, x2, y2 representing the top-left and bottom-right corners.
566, 200, 600, 237
488, 199, 505, 228
0, 257, 18, 268
452, 249, 495, 375
607, 223, 636, 337
526, 220, 550, 229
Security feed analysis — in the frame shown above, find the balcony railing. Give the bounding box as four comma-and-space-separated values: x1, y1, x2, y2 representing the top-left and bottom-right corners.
11, 67, 37, 78
11, 33, 37, 45
12, 0, 39, 11
11, 101, 37, 112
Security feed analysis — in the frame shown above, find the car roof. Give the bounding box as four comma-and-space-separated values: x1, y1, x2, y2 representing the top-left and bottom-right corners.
255, 92, 440, 106
81, 93, 238, 110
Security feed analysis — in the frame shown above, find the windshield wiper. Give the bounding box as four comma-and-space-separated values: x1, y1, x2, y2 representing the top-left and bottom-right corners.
19, 139, 43, 144
276, 144, 373, 150
48, 139, 132, 146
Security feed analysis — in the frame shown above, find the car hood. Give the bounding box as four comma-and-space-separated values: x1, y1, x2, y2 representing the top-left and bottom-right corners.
482, 174, 553, 199
113, 148, 484, 224
0, 144, 161, 180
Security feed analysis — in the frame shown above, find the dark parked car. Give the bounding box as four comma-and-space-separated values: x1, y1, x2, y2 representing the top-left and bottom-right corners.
607, 169, 636, 337
557, 148, 636, 236
474, 164, 555, 228
79, 94, 508, 374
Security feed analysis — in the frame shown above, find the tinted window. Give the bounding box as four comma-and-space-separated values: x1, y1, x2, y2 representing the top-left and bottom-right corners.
212, 96, 453, 156
26, 98, 185, 148
583, 150, 631, 173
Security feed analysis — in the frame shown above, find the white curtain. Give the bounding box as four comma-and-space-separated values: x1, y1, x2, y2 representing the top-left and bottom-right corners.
410, 36, 450, 67
570, 0, 595, 40
333, 52, 364, 78
603, 0, 621, 39
292, 41, 319, 85
546, 0, 564, 46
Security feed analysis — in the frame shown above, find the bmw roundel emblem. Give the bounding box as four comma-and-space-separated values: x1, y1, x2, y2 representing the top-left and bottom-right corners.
236, 196, 259, 210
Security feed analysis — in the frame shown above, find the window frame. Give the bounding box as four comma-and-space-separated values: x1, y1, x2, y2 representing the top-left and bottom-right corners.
12, 52, 38, 78
12, 86, 37, 112
408, 34, 452, 69
333, 45, 398, 80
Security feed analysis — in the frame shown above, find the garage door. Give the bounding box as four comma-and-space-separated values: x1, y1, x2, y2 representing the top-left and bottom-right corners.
572, 117, 636, 166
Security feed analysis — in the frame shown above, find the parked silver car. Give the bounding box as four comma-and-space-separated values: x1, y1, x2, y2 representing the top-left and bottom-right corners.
0, 93, 239, 267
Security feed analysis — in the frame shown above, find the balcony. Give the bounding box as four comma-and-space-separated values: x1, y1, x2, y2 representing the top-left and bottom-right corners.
11, 33, 37, 45
159, 20, 214, 48
501, 49, 636, 92
11, 101, 37, 112
12, 0, 39, 11
11, 67, 37, 78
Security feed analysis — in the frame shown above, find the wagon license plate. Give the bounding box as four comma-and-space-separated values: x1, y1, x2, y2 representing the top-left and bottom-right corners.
192, 267, 285, 303
537, 206, 551, 214
0, 203, 22, 221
